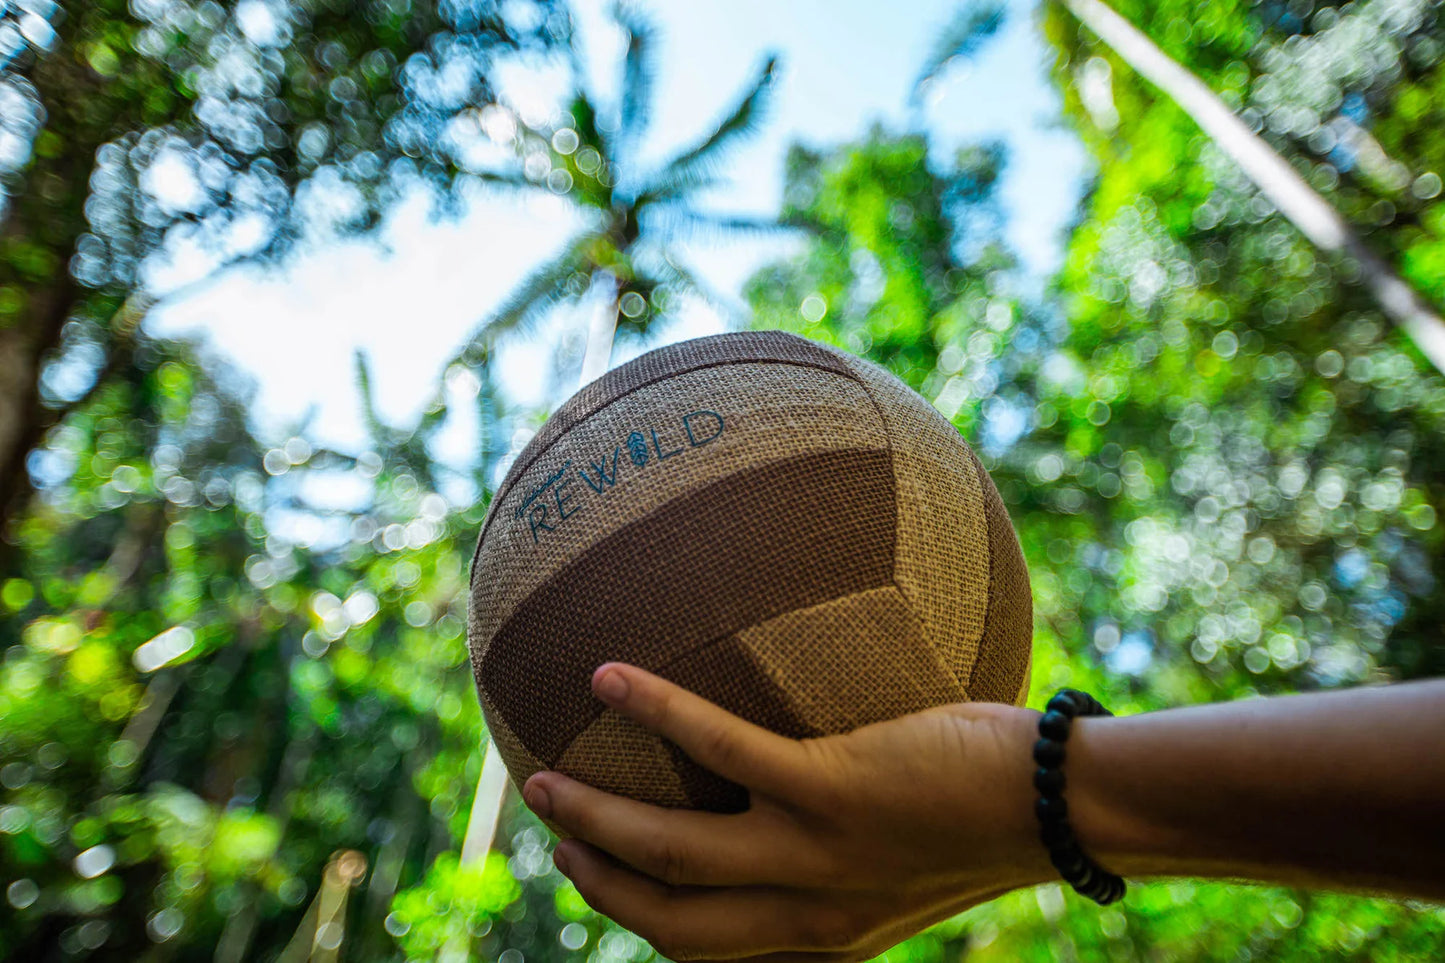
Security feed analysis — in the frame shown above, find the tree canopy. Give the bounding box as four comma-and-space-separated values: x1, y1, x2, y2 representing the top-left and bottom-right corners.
2, 0, 1443, 960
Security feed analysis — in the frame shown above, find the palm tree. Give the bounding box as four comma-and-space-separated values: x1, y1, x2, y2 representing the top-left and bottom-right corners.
461, 6, 782, 384
1053, 0, 1445, 375
451, 5, 783, 882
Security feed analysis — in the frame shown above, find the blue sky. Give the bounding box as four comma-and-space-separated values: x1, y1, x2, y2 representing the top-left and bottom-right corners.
148, 0, 1088, 482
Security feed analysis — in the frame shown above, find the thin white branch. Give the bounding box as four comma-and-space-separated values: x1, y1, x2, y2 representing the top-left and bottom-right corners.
459, 739, 511, 866
1062, 0, 1445, 375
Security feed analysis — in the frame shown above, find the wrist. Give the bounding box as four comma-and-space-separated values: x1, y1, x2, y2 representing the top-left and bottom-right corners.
982, 704, 1060, 890
1064, 715, 1173, 879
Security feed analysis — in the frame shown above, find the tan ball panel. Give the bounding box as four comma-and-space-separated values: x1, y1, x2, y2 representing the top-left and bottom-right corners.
830, 350, 990, 687
553, 709, 690, 809
963, 448, 1034, 706
498, 330, 856, 498
553, 632, 825, 812
656, 634, 821, 811
734, 585, 963, 734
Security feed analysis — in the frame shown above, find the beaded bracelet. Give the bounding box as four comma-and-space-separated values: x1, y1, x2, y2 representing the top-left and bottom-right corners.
1033, 689, 1126, 905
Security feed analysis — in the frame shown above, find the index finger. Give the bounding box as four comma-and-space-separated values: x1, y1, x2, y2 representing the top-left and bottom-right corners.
592, 662, 812, 801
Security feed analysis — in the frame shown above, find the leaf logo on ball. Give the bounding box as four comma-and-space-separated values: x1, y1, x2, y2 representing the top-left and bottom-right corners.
626, 431, 650, 467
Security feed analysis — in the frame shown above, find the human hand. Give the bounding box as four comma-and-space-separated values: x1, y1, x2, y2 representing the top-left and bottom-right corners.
520, 662, 1054, 962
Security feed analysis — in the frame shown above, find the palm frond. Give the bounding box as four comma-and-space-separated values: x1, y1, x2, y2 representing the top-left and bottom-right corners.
457, 236, 598, 357
567, 92, 606, 155
643, 208, 802, 242
633, 169, 726, 210
636, 248, 749, 326
910, 2, 1006, 106
353, 349, 394, 448
561, 6, 587, 95
655, 54, 779, 188
614, 3, 657, 148
355, 349, 441, 487
471, 169, 543, 194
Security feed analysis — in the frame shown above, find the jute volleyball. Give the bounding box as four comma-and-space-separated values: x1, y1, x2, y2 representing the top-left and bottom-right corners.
466, 331, 1032, 812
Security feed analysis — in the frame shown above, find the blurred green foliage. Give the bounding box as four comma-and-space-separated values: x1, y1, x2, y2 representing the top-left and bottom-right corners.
746, 0, 1445, 957
0, 0, 566, 524
2, 0, 1444, 961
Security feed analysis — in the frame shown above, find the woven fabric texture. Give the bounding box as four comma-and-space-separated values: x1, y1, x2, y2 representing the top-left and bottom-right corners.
835, 351, 992, 691
467, 362, 889, 656
467, 330, 1033, 809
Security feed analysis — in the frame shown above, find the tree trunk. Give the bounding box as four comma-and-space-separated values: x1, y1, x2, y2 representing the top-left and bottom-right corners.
0, 276, 81, 542
1059, 0, 1445, 375
579, 270, 622, 386
0, 7, 122, 543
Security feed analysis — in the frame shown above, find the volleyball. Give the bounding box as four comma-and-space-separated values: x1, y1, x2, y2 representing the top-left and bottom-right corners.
467, 330, 1032, 812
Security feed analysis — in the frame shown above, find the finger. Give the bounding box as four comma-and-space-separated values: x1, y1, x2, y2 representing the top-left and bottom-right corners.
524, 770, 829, 887
554, 839, 866, 961
592, 662, 811, 799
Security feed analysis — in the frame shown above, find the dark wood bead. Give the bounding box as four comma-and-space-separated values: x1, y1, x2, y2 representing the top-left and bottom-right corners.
1035, 795, 1069, 823
1032, 737, 1065, 768
1033, 766, 1065, 797
1039, 709, 1072, 741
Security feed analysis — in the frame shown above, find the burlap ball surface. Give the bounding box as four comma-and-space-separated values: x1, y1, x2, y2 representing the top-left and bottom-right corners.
467, 330, 1032, 812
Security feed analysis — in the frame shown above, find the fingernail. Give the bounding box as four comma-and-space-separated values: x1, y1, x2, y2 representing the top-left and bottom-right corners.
594, 666, 629, 706
524, 779, 553, 819
553, 843, 571, 877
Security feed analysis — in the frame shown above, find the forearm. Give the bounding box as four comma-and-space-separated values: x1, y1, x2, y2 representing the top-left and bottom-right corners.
1066, 679, 1445, 901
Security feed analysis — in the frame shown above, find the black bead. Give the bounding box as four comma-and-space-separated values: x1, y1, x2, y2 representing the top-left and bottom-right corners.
1033, 766, 1065, 797
1032, 737, 1065, 768
1080, 693, 1113, 718
1039, 819, 1072, 848
1039, 709, 1072, 741
1035, 795, 1069, 823
1039, 821, 1071, 848
1046, 691, 1081, 717
1050, 845, 1087, 879
1033, 688, 1125, 907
